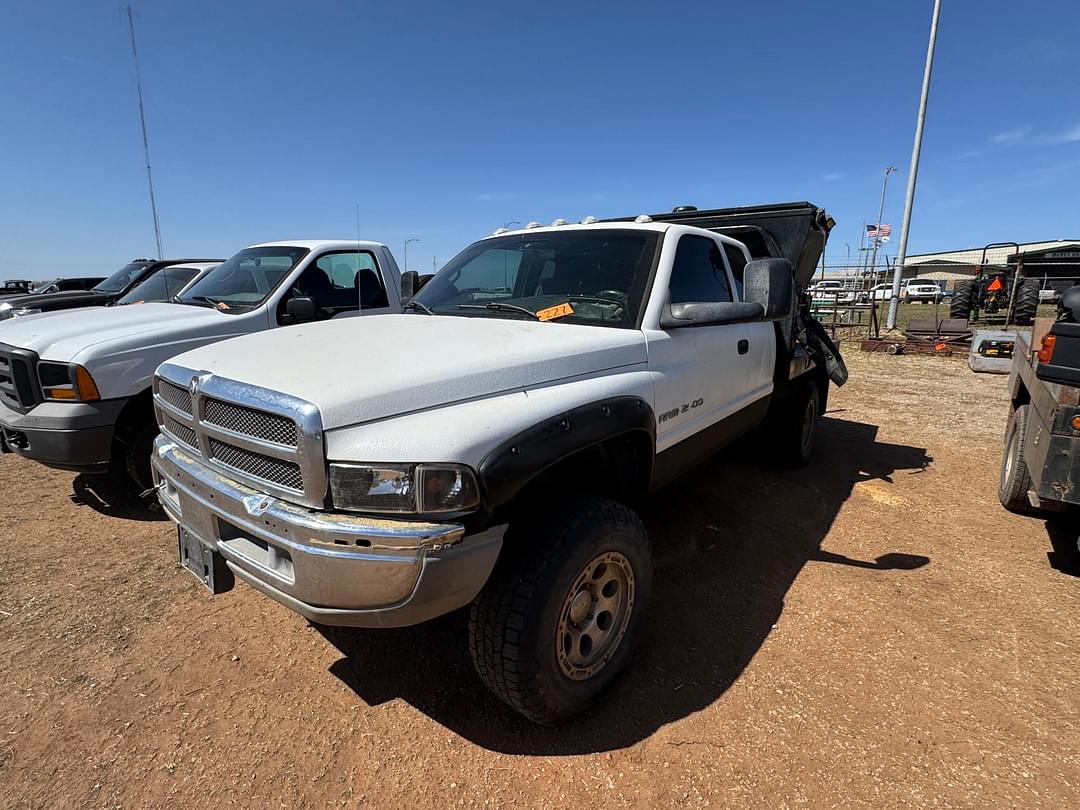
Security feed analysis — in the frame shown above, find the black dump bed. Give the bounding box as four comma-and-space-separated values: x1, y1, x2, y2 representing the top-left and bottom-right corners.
607, 201, 835, 288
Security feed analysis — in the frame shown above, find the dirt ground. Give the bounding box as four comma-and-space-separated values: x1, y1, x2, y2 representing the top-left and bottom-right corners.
2, 350, 1079, 808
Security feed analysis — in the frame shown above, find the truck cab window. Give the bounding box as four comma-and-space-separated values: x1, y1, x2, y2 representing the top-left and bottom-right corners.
668, 235, 733, 304
722, 244, 747, 299
280, 250, 387, 322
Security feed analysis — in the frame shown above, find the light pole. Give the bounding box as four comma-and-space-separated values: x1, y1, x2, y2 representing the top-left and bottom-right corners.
403, 238, 419, 273
887, 0, 943, 329
868, 166, 897, 283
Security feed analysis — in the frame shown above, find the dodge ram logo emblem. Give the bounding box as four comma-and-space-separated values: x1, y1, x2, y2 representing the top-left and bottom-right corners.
189, 377, 200, 397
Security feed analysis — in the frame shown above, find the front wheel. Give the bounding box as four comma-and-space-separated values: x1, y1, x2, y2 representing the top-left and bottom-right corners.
468, 497, 652, 724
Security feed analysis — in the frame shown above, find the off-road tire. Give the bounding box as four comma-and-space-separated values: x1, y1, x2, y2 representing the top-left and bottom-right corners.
950, 281, 975, 320
998, 404, 1045, 516
468, 496, 652, 725
1012, 279, 1040, 326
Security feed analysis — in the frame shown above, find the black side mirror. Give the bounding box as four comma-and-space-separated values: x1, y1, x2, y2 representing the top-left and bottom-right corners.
400, 271, 419, 302
417, 274, 434, 292
744, 258, 794, 320
286, 296, 319, 323
660, 301, 765, 329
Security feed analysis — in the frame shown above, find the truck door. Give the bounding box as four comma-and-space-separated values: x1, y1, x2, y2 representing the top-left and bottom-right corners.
646, 233, 772, 454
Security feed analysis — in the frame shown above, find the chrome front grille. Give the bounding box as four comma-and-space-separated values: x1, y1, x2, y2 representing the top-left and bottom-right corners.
161, 412, 197, 449
208, 438, 303, 491
157, 379, 193, 415
153, 363, 326, 507
203, 397, 297, 447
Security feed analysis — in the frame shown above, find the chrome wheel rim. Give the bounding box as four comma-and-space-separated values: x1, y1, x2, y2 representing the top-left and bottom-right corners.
556, 552, 635, 680
1003, 423, 1017, 482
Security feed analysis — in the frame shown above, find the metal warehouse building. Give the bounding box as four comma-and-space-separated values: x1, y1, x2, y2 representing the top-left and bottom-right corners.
903, 240, 1080, 293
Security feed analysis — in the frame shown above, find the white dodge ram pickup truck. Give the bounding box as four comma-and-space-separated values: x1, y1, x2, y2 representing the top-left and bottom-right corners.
0, 240, 403, 494
151, 203, 846, 723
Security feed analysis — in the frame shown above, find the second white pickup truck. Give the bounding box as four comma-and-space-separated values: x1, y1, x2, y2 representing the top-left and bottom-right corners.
0, 240, 403, 495
151, 203, 846, 723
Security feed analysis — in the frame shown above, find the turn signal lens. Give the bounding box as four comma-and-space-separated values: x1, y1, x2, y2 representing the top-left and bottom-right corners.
1037, 334, 1057, 364
1070, 415, 1080, 431
75, 365, 101, 402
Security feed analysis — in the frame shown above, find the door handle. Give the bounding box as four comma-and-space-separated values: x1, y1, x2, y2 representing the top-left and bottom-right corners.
737, 339, 749, 355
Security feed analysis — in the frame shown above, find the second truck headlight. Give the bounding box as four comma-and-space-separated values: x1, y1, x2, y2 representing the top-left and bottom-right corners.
37, 361, 101, 402
329, 462, 480, 515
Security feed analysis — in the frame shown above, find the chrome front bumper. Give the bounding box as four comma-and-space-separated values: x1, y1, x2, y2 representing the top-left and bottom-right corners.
151, 436, 504, 628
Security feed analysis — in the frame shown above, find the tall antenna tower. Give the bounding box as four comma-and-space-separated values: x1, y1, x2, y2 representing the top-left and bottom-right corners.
126, 5, 163, 259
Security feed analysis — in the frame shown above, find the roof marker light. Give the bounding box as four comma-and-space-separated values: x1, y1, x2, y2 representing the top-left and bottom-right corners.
634, 215, 653, 223
493, 227, 509, 235
525, 221, 543, 229
580, 216, 598, 224
551, 218, 569, 227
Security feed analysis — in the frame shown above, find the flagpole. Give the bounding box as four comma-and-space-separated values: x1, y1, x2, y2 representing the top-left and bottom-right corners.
887, 0, 942, 329
868, 166, 897, 283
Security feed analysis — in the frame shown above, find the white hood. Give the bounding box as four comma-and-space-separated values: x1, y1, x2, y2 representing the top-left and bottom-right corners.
0, 303, 249, 363
171, 314, 648, 429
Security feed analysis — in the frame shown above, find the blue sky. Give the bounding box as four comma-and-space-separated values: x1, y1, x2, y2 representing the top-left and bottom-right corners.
1, 0, 1077, 276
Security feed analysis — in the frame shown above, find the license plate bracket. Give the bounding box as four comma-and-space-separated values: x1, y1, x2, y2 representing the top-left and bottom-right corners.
178, 526, 235, 594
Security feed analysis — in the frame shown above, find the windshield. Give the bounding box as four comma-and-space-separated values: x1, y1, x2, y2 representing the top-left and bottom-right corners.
94, 262, 149, 293
32, 279, 59, 293
176, 247, 308, 312
412, 229, 661, 328
116, 266, 201, 305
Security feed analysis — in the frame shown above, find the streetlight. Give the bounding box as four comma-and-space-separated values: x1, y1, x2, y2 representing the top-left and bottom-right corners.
403, 238, 419, 273
868, 166, 897, 283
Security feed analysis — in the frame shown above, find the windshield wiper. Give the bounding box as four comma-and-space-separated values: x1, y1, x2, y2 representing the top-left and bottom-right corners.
563, 295, 624, 308
184, 295, 228, 309
458, 302, 539, 320
403, 300, 434, 315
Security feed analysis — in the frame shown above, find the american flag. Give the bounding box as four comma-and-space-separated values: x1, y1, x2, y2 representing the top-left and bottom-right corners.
866, 223, 892, 239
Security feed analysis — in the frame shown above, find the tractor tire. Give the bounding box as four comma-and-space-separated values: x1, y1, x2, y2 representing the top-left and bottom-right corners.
1012, 279, 1040, 326
468, 496, 652, 724
950, 281, 975, 320
998, 404, 1047, 516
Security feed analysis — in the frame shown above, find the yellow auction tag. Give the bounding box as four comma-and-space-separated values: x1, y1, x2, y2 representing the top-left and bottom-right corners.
536, 302, 574, 321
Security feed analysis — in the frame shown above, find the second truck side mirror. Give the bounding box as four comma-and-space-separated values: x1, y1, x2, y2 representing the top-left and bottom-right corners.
286, 296, 319, 323
743, 258, 794, 321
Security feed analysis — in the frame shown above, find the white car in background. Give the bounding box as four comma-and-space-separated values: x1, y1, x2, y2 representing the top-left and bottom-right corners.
808, 279, 856, 303
903, 280, 943, 303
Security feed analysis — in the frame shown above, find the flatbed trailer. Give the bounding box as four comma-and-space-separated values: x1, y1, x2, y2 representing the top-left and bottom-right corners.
1000, 321, 1080, 515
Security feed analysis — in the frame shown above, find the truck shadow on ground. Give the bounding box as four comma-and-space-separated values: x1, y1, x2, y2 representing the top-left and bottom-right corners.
1044, 519, 1080, 577
70, 474, 167, 522
320, 415, 932, 754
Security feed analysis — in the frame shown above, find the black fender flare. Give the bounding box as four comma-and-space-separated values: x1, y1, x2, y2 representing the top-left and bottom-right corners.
478, 396, 656, 509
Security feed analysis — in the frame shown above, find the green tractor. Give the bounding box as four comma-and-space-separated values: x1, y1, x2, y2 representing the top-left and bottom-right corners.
950, 242, 1039, 326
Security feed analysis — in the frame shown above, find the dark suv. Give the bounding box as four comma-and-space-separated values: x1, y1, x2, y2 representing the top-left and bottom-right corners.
0, 258, 221, 321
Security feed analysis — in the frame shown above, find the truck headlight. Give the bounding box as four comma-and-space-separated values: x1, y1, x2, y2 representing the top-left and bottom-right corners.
37, 362, 101, 402
329, 462, 480, 515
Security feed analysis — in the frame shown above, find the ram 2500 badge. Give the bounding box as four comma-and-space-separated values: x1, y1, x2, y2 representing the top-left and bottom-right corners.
152, 203, 846, 723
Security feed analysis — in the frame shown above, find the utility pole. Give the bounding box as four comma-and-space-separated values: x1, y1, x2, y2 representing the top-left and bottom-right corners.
126, 5, 163, 259
887, 0, 942, 329
868, 166, 897, 282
